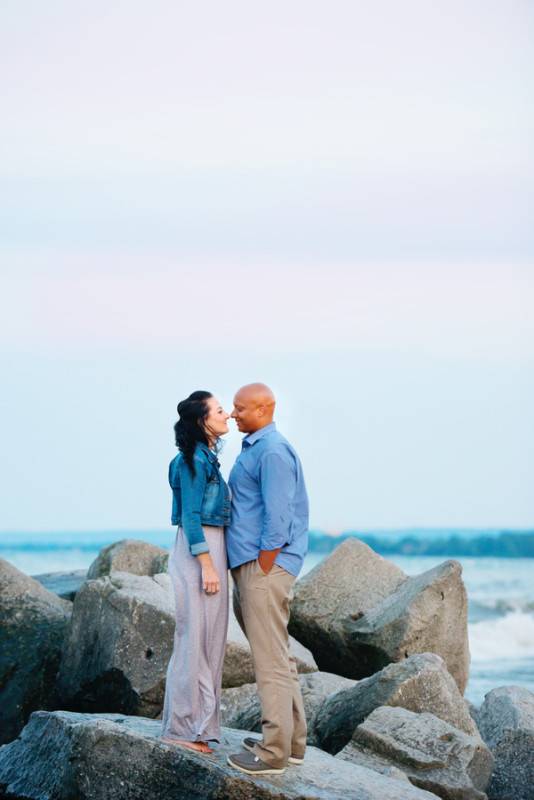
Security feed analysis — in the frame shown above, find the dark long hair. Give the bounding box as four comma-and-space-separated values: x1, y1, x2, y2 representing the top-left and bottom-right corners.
174, 391, 212, 475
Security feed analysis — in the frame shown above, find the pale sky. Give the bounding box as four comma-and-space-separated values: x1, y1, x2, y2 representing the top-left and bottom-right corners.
0, 1, 533, 531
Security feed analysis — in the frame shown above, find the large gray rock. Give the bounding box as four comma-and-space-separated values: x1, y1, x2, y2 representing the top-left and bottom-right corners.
343, 560, 470, 693
56, 572, 175, 716
477, 686, 534, 800
313, 653, 478, 755
32, 569, 87, 600
221, 671, 356, 746
0, 558, 72, 744
0, 710, 440, 800
289, 541, 469, 692
289, 538, 406, 676
224, 613, 317, 688
338, 706, 494, 800
87, 538, 169, 578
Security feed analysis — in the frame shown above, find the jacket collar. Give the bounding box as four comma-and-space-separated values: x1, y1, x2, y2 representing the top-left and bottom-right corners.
197, 442, 220, 464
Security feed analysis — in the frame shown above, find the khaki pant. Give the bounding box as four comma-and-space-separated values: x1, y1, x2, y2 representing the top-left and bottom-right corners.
231, 559, 307, 768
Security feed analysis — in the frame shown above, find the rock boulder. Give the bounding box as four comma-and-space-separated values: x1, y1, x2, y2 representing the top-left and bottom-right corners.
0, 558, 72, 744
338, 706, 493, 800
343, 560, 470, 692
289, 538, 406, 676
477, 685, 534, 800
56, 572, 175, 716
313, 653, 478, 755
289, 540, 469, 692
0, 710, 440, 800
87, 539, 169, 579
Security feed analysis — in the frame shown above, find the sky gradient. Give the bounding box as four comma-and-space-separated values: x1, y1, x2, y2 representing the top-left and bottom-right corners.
1, 1, 533, 531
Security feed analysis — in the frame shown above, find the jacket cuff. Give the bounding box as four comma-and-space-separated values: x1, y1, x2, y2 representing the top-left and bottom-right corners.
191, 541, 210, 556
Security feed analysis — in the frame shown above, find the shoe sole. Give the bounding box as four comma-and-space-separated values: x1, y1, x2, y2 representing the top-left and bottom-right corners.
227, 755, 286, 775
242, 740, 304, 765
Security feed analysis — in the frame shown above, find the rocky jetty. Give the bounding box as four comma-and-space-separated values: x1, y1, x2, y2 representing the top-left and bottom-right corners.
0, 559, 72, 744
338, 706, 493, 800
0, 711, 441, 800
477, 685, 534, 800
1, 535, 532, 799
289, 540, 469, 691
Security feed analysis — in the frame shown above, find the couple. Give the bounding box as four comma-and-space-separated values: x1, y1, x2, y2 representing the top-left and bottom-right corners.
160, 382, 309, 776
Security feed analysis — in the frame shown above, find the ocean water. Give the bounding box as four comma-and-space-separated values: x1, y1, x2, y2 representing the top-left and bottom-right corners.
1, 532, 533, 706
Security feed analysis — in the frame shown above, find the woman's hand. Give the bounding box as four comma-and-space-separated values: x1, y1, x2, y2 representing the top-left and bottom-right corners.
201, 563, 220, 594
196, 553, 220, 594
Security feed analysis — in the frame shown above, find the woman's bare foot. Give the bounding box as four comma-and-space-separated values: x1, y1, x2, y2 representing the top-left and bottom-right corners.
161, 737, 209, 753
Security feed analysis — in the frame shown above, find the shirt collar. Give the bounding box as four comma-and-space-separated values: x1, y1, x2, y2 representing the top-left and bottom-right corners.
242, 421, 276, 448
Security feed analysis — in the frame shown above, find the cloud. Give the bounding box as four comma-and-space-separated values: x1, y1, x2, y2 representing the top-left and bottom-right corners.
2, 254, 532, 359
1, 1, 532, 176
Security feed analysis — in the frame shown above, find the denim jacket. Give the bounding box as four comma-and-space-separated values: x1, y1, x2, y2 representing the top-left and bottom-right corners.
169, 442, 231, 555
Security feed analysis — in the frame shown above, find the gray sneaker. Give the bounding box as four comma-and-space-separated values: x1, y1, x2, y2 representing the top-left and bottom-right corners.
242, 736, 305, 765
227, 750, 286, 775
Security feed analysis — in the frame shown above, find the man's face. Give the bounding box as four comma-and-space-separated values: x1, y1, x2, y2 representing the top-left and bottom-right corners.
231, 392, 261, 434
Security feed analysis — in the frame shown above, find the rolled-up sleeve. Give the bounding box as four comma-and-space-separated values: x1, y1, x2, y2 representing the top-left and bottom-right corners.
259, 450, 296, 551
178, 457, 210, 555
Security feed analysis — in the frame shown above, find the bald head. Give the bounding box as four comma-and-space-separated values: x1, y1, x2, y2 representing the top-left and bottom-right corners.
236, 382, 275, 406
232, 383, 276, 434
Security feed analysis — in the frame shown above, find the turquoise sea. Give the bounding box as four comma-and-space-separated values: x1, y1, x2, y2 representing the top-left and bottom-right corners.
1, 530, 533, 706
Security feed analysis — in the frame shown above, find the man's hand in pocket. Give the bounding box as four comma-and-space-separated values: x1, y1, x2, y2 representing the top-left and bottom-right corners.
258, 547, 281, 574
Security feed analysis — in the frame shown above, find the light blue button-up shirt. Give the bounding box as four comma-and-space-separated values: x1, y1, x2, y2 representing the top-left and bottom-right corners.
226, 422, 309, 577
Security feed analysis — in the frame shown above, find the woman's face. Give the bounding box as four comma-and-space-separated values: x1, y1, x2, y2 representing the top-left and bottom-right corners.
203, 396, 231, 440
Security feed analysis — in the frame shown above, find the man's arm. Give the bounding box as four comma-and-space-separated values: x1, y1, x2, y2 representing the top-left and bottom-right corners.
258, 450, 296, 573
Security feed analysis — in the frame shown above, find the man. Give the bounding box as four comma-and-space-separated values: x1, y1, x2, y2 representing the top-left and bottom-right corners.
226, 383, 309, 776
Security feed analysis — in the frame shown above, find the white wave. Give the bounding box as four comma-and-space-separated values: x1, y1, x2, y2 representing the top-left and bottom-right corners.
469, 611, 534, 662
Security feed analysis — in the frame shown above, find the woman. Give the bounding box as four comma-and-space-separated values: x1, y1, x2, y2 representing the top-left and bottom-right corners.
160, 390, 231, 754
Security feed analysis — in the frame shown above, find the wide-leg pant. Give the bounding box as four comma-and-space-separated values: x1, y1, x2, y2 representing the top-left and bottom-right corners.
160, 525, 228, 743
